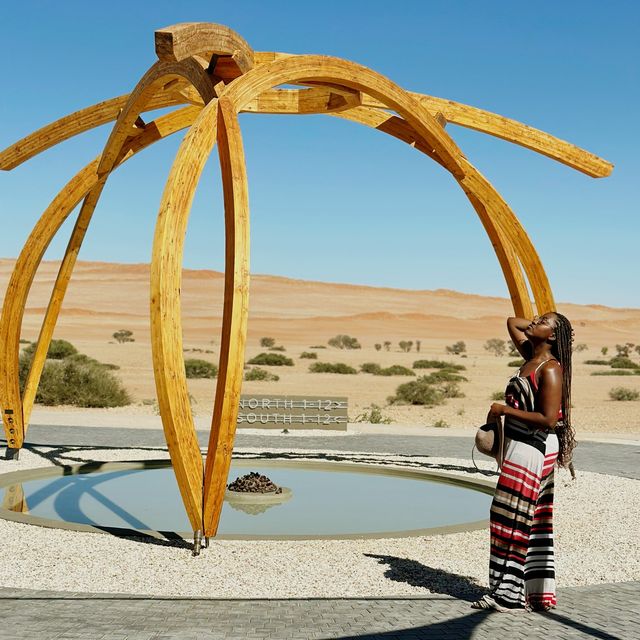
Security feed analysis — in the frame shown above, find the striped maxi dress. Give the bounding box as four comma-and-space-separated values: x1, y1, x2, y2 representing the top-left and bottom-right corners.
488, 358, 560, 610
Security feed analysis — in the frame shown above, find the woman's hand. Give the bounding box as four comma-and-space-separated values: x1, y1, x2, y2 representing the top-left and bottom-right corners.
489, 403, 507, 419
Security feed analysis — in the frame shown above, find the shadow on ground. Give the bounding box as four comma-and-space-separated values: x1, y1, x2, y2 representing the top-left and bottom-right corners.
365, 553, 485, 601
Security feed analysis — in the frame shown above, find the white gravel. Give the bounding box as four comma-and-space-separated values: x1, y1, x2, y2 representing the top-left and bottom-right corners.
0, 446, 638, 597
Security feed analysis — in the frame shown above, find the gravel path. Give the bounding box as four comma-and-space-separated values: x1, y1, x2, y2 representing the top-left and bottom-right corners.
1, 444, 638, 598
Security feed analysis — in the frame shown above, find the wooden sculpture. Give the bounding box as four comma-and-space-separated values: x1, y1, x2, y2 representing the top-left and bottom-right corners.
0, 23, 613, 553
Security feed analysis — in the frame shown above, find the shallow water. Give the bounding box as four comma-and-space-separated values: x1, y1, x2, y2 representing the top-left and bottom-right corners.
1, 461, 492, 536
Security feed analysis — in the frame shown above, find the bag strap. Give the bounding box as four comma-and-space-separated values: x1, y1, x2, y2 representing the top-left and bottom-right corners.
496, 415, 505, 469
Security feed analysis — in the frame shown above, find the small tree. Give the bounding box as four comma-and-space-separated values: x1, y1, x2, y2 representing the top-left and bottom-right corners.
415, 340, 421, 353
574, 343, 588, 353
374, 343, 382, 351
260, 337, 276, 348
445, 341, 466, 355
383, 341, 391, 352
484, 338, 506, 357
399, 340, 413, 353
328, 334, 361, 349
508, 343, 520, 357
616, 344, 631, 358
601, 346, 609, 357
113, 329, 134, 344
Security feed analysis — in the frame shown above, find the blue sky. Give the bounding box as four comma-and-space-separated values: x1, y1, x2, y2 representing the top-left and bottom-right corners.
1, 1, 638, 308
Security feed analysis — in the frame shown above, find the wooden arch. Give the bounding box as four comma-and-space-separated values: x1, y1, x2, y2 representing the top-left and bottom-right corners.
0, 23, 613, 552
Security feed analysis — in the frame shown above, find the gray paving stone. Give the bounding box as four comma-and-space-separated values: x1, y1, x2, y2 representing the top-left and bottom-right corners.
1, 426, 639, 638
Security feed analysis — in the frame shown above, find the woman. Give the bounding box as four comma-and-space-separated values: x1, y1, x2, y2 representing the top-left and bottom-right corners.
472, 312, 575, 613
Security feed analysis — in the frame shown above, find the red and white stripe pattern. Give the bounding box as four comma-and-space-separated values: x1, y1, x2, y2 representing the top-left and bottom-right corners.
488, 434, 559, 610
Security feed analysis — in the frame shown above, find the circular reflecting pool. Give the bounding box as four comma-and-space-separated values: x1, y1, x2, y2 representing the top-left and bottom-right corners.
0, 459, 493, 539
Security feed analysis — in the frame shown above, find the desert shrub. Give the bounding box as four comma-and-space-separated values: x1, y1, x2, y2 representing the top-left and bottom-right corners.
361, 363, 415, 376
361, 362, 382, 374
574, 343, 588, 352
309, 362, 357, 374
379, 365, 415, 376
18, 346, 130, 408
388, 377, 445, 406
636, 346, 640, 357
260, 337, 276, 348
19, 338, 30, 344
247, 352, 294, 366
509, 359, 525, 367
445, 341, 466, 355
440, 382, 465, 398
328, 334, 361, 349
269, 345, 286, 352
300, 352, 318, 359
383, 341, 391, 351
399, 340, 413, 352
609, 356, 639, 369
66, 353, 119, 370
355, 404, 392, 424
415, 340, 421, 353
609, 387, 640, 401
601, 347, 609, 356
584, 359, 611, 365
508, 343, 520, 357
433, 419, 449, 428
484, 338, 506, 357
22, 339, 78, 360
309, 345, 327, 349
113, 329, 134, 343
490, 390, 505, 401
592, 370, 636, 376
244, 367, 279, 382
184, 359, 218, 378
413, 359, 466, 371
33, 359, 130, 407
374, 343, 382, 351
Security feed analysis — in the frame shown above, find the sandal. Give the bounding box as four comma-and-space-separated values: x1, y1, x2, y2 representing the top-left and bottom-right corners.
471, 595, 527, 614
529, 603, 555, 613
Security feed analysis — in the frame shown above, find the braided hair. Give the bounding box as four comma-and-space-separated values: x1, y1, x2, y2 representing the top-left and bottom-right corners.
550, 312, 575, 467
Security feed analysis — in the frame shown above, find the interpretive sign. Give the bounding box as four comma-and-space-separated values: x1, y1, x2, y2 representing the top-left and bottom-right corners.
237, 395, 348, 430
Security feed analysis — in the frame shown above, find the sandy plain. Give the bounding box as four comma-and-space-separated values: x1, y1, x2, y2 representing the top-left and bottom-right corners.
1, 258, 640, 435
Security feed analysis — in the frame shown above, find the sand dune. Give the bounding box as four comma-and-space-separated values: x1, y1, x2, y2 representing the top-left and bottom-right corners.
1, 258, 639, 433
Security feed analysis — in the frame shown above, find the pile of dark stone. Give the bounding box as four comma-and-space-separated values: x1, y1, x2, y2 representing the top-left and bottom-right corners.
228, 471, 282, 494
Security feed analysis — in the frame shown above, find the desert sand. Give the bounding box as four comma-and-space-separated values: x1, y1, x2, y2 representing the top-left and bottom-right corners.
1, 258, 639, 434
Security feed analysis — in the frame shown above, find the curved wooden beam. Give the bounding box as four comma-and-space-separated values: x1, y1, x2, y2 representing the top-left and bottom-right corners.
329, 106, 535, 316
195, 54, 542, 538
0, 107, 200, 450
15, 60, 216, 452
150, 103, 221, 534
1, 72, 612, 180
253, 52, 612, 178
220, 56, 544, 313
203, 97, 251, 537
223, 55, 465, 180
98, 58, 215, 175
0, 91, 186, 171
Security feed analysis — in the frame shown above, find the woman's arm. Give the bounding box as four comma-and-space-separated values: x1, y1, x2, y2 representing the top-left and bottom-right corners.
507, 316, 532, 359
490, 361, 563, 429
